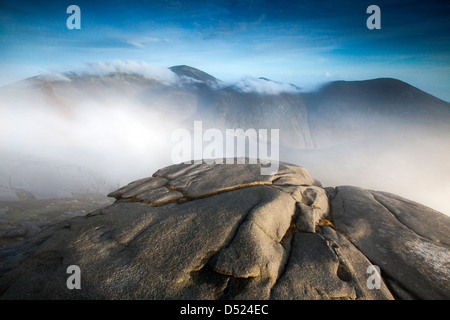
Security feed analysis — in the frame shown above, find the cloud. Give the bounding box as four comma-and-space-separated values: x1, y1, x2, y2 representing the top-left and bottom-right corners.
81, 60, 178, 85
234, 77, 301, 95
127, 37, 169, 48
0, 71, 182, 187
38, 72, 71, 82
73, 60, 222, 89
35, 60, 226, 90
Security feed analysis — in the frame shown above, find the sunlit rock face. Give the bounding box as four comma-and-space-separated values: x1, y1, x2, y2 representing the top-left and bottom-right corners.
1, 161, 448, 300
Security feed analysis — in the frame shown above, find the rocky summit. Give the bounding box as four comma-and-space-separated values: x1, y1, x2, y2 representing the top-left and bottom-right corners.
0, 160, 449, 300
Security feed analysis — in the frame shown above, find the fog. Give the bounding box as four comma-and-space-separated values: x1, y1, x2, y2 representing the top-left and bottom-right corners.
80, 60, 179, 85
1, 92, 175, 183
234, 77, 301, 95
286, 132, 450, 216
0, 65, 449, 217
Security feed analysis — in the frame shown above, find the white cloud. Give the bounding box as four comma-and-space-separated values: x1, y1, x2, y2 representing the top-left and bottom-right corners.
234, 77, 301, 95
37, 60, 222, 89
38, 72, 72, 82
82, 60, 178, 85
127, 37, 168, 48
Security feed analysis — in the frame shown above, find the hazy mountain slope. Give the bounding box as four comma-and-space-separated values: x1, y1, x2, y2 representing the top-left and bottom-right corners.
1, 66, 449, 215
191, 89, 314, 150
169, 65, 221, 88
303, 78, 450, 148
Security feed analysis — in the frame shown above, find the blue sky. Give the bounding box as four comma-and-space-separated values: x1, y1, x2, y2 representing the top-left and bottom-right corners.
0, 0, 449, 100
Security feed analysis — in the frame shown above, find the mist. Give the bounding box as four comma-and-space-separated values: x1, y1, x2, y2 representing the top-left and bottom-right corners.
0, 76, 181, 199
234, 77, 301, 95
1, 98, 176, 180
285, 130, 450, 216
1, 63, 449, 217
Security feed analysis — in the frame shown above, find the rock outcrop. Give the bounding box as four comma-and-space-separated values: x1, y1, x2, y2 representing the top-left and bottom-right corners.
0, 160, 448, 299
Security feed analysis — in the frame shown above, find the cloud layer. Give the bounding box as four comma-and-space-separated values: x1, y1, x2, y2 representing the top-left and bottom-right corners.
80, 60, 179, 85
233, 77, 301, 95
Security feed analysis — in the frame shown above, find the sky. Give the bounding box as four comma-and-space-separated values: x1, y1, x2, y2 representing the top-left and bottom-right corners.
0, 0, 449, 100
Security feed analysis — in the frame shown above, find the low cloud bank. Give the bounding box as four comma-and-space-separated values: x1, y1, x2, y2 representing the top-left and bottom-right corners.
234, 77, 301, 95
79, 60, 179, 85
43, 60, 302, 94
2, 61, 449, 216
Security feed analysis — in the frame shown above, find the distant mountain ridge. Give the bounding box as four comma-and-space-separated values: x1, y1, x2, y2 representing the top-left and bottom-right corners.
3, 64, 450, 151
1, 65, 449, 215
169, 65, 222, 88
3, 65, 449, 150
305, 77, 449, 118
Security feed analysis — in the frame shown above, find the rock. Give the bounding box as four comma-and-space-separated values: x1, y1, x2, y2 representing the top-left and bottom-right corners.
270, 230, 393, 300
331, 186, 450, 300
294, 186, 330, 233
0, 161, 448, 300
0, 221, 52, 240
296, 203, 317, 233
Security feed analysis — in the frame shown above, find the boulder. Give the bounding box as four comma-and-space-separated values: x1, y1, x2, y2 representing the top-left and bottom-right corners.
331, 186, 450, 299
0, 161, 448, 300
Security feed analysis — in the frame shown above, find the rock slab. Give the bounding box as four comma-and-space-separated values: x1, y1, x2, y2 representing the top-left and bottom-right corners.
0, 160, 448, 299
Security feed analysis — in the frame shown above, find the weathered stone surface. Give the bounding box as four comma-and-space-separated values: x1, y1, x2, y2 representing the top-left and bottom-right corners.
206, 186, 296, 300
331, 186, 450, 300
296, 203, 317, 233
0, 189, 260, 299
121, 177, 169, 198
271, 232, 357, 299
155, 159, 314, 199
371, 191, 450, 246
270, 226, 394, 300
318, 226, 394, 299
0, 161, 448, 300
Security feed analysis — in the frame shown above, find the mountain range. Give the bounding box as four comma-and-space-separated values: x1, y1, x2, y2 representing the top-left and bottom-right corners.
0, 65, 449, 214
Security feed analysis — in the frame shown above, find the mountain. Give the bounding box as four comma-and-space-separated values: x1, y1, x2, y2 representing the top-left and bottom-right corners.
1, 161, 448, 299
3, 67, 448, 149
169, 65, 221, 88
0, 65, 449, 215
303, 78, 450, 148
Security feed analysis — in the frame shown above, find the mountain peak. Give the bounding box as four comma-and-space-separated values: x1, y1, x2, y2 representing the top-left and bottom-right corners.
169, 65, 220, 86
317, 77, 448, 105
